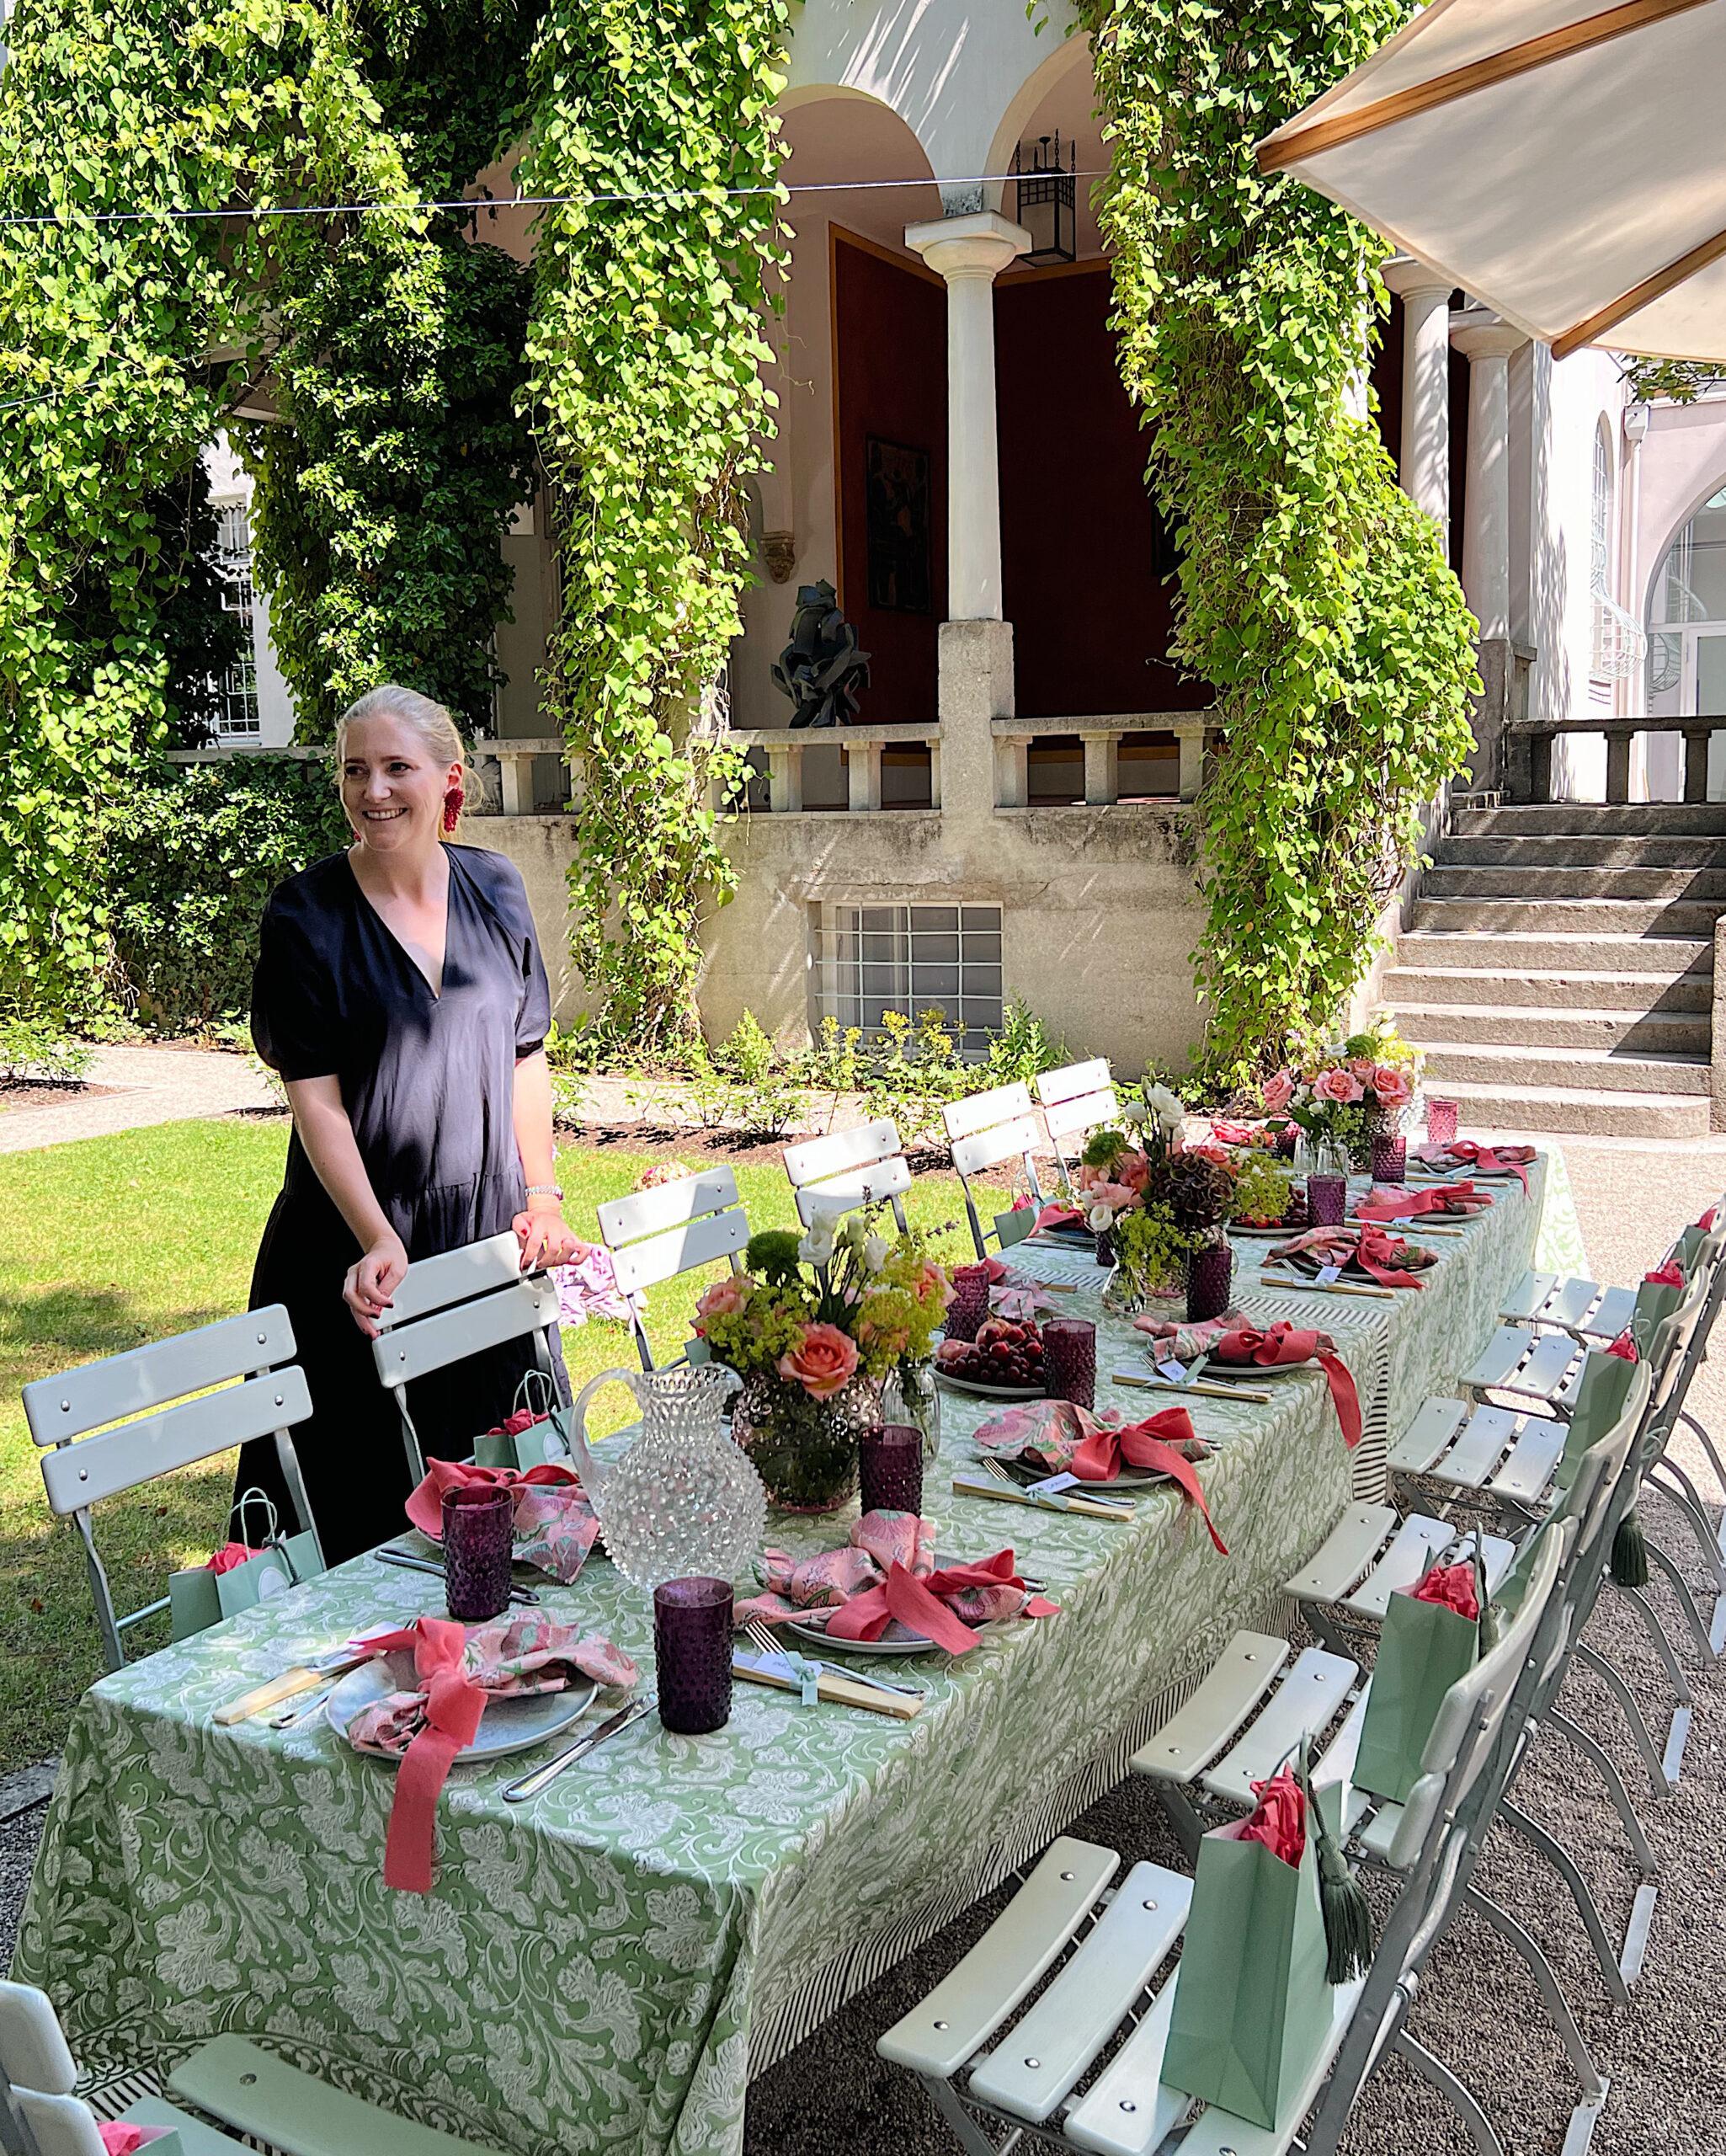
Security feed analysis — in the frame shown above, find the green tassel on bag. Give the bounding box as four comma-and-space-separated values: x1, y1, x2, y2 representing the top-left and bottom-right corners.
1473, 1529, 1501, 1652
1612, 1507, 1649, 1588
1298, 1740, 1372, 1984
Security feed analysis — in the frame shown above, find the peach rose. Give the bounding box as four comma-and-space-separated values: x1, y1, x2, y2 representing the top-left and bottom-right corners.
1371, 1064, 1414, 1109
1312, 1067, 1361, 1105
915, 1259, 956, 1309
1116, 1150, 1151, 1193
694, 1274, 753, 1330
1349, 1058, 1377, 1084
778, 1321, 860, 1398
1260, 1069, 1295, 1114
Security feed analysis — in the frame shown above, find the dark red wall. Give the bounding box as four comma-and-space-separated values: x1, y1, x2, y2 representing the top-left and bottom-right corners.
997, 267, 1187, 716
834, 235, 947, 723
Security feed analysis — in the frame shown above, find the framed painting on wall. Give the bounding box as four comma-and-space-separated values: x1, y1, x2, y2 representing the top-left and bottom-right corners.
866, 436, 932, 613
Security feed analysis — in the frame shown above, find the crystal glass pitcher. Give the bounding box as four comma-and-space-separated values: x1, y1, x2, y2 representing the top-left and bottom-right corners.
565, 1363, 765, 1592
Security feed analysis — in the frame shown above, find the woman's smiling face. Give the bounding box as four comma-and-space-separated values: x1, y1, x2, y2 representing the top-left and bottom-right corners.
340, 715, 459, 851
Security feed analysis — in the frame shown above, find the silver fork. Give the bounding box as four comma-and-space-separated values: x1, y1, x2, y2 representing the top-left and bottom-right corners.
978, 1451, 1133, 1513
743, 1618, 925, 1697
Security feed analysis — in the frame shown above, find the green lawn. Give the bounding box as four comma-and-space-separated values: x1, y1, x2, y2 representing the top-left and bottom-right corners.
0, 1119, 973, 1774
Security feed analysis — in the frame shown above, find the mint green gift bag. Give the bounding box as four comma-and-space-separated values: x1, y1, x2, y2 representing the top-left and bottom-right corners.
1161, 1770, 1334, 2130
1352, 1541, 1485, 1806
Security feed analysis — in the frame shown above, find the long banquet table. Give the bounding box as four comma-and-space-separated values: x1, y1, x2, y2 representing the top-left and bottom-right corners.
14, 1151, 1585, 2156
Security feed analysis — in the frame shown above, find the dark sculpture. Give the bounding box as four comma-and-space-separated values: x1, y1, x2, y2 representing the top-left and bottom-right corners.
770, 579, 871, 728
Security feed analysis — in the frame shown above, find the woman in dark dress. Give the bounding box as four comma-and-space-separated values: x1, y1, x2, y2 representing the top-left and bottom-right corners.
232, 685, 582, 1563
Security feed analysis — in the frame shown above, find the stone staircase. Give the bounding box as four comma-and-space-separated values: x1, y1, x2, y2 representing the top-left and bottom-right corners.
1382, 802, 1722, 1139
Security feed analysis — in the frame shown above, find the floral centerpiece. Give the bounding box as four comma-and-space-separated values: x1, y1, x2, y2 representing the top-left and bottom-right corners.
1261, 1024, 1420, 1171
1070, 1089, 1239, 1320
1228, 1149, 1302, 1230
694, 1216, 951, 1511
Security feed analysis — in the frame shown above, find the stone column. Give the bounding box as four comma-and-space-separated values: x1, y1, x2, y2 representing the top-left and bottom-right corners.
1382, 257, 1454, 547
903, 211, 1031, 622
1451, 310, 1528, 640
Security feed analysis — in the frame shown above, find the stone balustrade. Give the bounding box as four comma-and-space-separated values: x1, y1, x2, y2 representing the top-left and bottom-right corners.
1506, 714, 1726, 804
722, 723, 942, 814
476, 736, 584, 817
988, 712, 1218, 808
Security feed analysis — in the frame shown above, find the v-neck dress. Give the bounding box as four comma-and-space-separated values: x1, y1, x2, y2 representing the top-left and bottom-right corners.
234, 843, 563, 1562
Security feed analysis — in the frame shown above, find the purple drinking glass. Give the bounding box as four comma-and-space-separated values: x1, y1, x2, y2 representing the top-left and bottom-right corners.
1426, 1097, 1459, 1150
1307, 1172, 1349, 1229
1185, 1239, 1233, 1324
946, 1262, 991, 1343
441, 1485, 514, 1622
1042, 1317, 1098, 1410
860, 1423, 924, 1518
1371, 1135, 1408, 1185
654, 1576, 734, 1736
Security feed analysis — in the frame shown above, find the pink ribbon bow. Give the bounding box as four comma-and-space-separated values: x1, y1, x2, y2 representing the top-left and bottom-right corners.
1236, 1762, 1305, 1865
1035, 1201, 1088, 1233
1356, 1180, 1491, 1222
826, 1548, 1060, 1656
974, 1400, 1227, 1553
1214, 1321, 1362, 1449
1644, 1259, 1685, 1288
405, 1457, 600, 1584
362, 1618, 487, 1896
1354, 1225, 1431, 1289
1410, 1561, 1481, 1622
1435, 1141, 1532, 1191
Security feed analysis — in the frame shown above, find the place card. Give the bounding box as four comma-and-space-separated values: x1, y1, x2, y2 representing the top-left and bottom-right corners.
1317, 1264, 1343, 1285
1157, 1358, 1188, 1383
1027, 1470, 1079, 1497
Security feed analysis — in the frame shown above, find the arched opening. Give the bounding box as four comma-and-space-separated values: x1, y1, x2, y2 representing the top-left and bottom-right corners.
1644, 477, 1726, 798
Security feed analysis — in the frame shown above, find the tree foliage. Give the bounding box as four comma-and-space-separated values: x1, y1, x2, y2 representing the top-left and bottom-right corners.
1079, 0, 1480, 1082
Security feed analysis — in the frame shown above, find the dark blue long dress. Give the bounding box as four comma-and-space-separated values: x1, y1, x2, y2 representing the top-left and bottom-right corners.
233, 842, 563, 1563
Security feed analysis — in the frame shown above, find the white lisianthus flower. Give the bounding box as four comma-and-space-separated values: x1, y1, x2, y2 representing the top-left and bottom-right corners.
839, 1214, 868, 1251
1144, 1081, 1185, 1134
1122, 1102, 1148, 1127
863, 1233, 890, 1273
1087, 1202, 1116, 1234
798, 1225, 835, 1268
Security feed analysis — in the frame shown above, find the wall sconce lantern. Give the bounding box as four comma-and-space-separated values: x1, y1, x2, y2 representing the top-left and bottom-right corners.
1013, 132, 1076, 266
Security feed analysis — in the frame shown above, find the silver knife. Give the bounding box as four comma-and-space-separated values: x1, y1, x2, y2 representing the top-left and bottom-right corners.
502, 1694, 654, 1801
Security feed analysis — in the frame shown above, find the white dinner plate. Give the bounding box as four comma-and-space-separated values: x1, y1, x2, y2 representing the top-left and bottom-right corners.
1228, 1223, 1304, 1240
935, 1371, 1046, 1401
328, 1655, 599, 1764
988, 1452, 1170, 1492
780, 1551, 1001, 1657
1191, 1358, 1310, 1384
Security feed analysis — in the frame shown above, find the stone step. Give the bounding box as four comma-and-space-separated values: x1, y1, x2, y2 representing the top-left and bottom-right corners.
1424, 865, 1726, 901
1452, 803, 1726, 838
1434, 834, 1726, 869
1441, 1079, 1713, 1140
1393, 929, 1714, 975
1384, 964, 1713, 1013
1417, 1039, 1710, 1097
1395, 1003, 1710, 1054
1410, 896, 1726, 937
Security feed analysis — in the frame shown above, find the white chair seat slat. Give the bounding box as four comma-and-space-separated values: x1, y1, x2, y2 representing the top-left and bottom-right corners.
605, 1206, 750, 1296
168, 2034, 503, 2155
1497, 1269, 1557, 1325
1060, 1972, 1186, 2156
40, 1367, 313, 1516
1501, 1331, 1585, 1406
1387, 1396, 1468, 1476
1127, 1632, 1291, 1785
1285, 1504, 1398, 1605
0, 1980, 78, 2093
1426, 1402, 1521, 1488
794, 1151, 914, 1225
22, 1305, 297, 1446
951, 1114, 1045, 1180
595, 1167, 742, 1246
1540, 1275, 1603, 1332
1313, 1685, 1372, 1794
1581, 1285, 1637, 1340
1036, 1057, 1113, 1108
784, 1117, 901, 1186
966, 1863, 1191, 2124
17, 2088, 120, 2156
943, 1081, 1036, 1145
876, 1838, 1116, 2079
376, 1231, 524, 1326
1169, 1981, 1367, 2156
1460, 1325, 1535, 1393
1339, 1515, 1452, 1619
1489, 1414, 1569, 1502
376, 1274, 560, 1391
1200, 1647, 1358, 1804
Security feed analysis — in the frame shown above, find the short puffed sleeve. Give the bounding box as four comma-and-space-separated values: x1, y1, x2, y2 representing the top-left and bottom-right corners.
251, 894, 341, 1082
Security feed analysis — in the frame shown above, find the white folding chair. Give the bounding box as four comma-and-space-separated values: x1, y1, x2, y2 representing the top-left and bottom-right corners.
595, 1167, 752, 1370
0, 1979, 503, 2155
22, 1309, 318, 1674
370, 1232, 562, 1484
941, 1083, 1048, 1258
1034, 1059, 1118, 1196
782, 1117, 911, 1232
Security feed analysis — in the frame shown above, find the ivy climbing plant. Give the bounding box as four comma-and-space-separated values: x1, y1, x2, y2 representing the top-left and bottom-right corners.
1078, 0, 1479, 1085
518, 0, 794, 1053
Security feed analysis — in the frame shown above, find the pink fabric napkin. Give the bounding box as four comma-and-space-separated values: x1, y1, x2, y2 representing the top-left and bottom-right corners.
1356, 1180, 1491, 1221
205, 1541, 264, 1576
1213, 1321, 1362, 1449
99, 2128, 176, 2152
974, 1400, 1228, 1552
1131, 1308, 1248, 1360
1034, 1201, 1088, 1233
1411, 1562, 1480, 1621
1270, 1224, 1434, 1287
1645, 1259, 1686, 1288
1606, 1331, 1638, 1362
554, 1242, 631, 1326
1420, 1140, 1532, 1192
405, 1456, 600, 1583
1235, 1762, 1305, 1865
345, 1614, 637, 1893
1207, 1118, 1262, 1148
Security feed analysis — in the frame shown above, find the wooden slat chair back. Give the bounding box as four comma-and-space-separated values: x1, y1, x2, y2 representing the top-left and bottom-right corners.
595, 1168, 751, 1370
22, 1307, 317, 1675
0, 1980, 503, 2155
370, 1232, 562, 1484
1034, 1059, 1118, 1194
942, 1082, 1047, 1257
782, 1118, 911, 1232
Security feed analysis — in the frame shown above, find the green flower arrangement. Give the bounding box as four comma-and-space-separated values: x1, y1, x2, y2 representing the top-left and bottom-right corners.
1112, 1203, 1192, 1298
1230, 1151, 1297, 1229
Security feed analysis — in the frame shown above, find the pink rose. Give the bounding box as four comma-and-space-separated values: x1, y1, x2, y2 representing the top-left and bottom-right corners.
694, 1273, 753, 1331
1086, 1179, 1137, 1214
1371, 1064, 1413, 1109
1260, 1070, 1295, 1114
1116, 1150, 1151, 1193
1186, 1142, 1234, 1171
1349, 1058, 1377, 1083
779, 1321, 860, 1398
916, 1260, 956, 1310
1312, 1067, 1361, 1105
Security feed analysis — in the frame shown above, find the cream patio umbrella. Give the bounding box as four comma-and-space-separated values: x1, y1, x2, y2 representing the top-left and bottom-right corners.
1257, 0, 1726, 363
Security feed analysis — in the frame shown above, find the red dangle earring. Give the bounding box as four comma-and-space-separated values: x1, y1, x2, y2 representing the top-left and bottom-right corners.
442, 781, 465, 835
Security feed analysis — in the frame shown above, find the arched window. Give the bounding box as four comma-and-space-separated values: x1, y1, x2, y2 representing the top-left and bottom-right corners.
1590, 420, 1639, 683
1645, 481, 1726, 720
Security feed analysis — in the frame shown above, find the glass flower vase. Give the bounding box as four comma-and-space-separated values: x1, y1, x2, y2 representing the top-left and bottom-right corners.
732, 1371, 876, 1513
881, 1356, 941, 1465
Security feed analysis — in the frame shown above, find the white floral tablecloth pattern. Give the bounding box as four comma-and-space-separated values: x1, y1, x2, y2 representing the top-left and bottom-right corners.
13, 1152, 1585, 2156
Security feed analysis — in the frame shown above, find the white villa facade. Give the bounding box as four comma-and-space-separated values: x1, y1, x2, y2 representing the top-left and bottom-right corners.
202, 2, 1726, 1068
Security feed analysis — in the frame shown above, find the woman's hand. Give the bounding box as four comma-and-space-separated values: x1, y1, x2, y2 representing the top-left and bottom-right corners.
344, 1229, 409, 1338
514, 1198, 582, 1273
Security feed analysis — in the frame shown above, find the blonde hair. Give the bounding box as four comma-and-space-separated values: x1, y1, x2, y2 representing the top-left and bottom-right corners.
335, 684, 465, 771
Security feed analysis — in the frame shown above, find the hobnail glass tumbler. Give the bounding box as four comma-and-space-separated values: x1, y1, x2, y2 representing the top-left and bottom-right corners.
441, 1486, 514, 1622
860, 1423, 924, 1518
1185, 1239, 1233, 1324
654, 1576, 733, 1736
1307, 1172, 1349, 1229
946, 1263, 991, 1343
1042, 1318, 1098, 1410
1426, 1097, 1460, 1149
1371, 1135, 1408, 1185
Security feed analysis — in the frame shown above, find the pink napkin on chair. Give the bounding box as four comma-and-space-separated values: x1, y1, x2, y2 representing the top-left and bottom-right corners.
345, 1614, 637, 1892
405, 1457, 600, 1583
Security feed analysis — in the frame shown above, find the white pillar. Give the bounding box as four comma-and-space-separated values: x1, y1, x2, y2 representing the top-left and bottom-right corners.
1451, 311, 1528, 641
903, 211, 1031, 622
1382, 257, 1454, 547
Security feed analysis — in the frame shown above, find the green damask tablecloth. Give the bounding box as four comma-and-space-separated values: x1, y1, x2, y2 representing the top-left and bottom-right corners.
14, 1151, 1585, 2156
